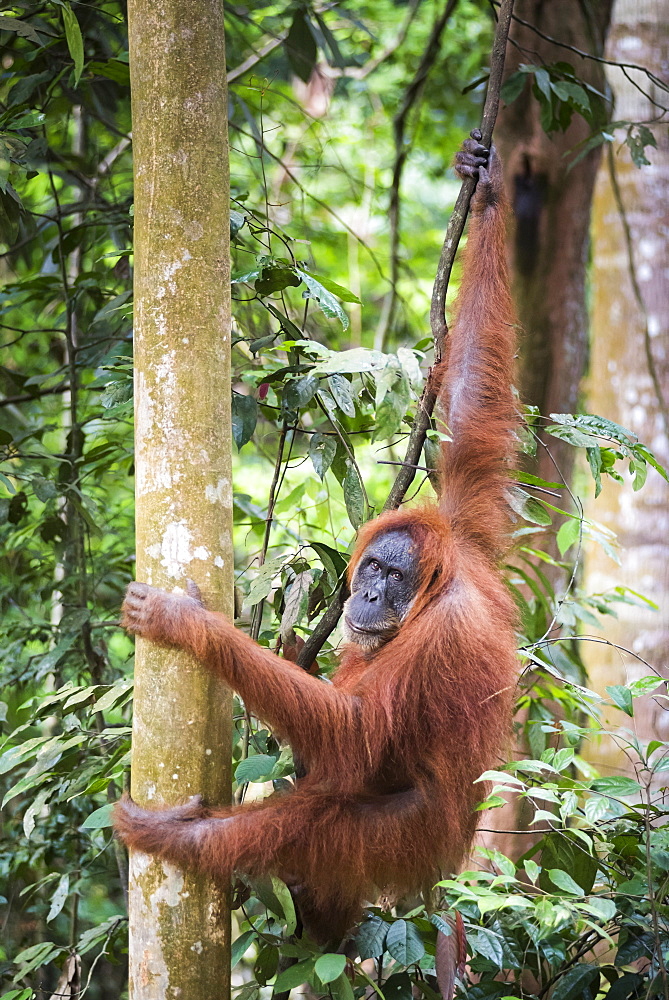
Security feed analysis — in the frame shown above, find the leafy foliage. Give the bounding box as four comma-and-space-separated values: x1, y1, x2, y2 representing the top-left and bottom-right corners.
0, 1, 666, 998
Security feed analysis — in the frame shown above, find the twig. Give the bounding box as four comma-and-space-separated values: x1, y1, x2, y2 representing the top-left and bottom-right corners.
378, 459, 430, 472
342, 0, 422, 80
229, 121, 386, 278
227, 34, 286, 84
0, 383, 70, 407
297, 0, 516, 669
490, 0, 669, 97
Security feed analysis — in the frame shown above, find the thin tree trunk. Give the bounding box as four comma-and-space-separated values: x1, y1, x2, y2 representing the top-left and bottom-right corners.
582, 0, 669, 790
127, 1, 233, 997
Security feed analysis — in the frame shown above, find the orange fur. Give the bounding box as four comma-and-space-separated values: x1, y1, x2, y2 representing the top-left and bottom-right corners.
114, 143, 518, 943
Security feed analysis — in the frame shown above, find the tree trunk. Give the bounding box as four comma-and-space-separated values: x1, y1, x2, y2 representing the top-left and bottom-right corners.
496, 0, 613, 486
127, 1, 233, 997
478, 2, 613, 862
582, 0, 669, 788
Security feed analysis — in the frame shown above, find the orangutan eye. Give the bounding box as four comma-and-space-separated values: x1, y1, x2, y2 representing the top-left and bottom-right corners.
369, 559, 381, 571
390, 570, 403, 581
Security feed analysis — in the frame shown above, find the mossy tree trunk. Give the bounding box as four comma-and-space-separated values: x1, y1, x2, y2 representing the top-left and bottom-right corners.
126, 1, 232, 997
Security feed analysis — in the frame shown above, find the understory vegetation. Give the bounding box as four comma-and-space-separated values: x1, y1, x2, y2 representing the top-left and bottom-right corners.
0, 2, 667, 999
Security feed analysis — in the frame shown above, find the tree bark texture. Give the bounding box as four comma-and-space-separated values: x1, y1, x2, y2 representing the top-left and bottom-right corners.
582, 0, 669, 788
127, 1, 233, 997
478, 1, 614, 861
496, 0, 613, 486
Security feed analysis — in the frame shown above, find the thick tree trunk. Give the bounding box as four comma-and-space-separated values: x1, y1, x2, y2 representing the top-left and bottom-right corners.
127, 1, 233, 997
582, 0, 669, 788
478, 2, 613, 862
496, 0, 613, 485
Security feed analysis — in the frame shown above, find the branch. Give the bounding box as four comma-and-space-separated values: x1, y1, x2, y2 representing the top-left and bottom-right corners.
227, 34, 286, 84
229, 120, 386, 278
227, 3, 422, 86
0, 383, 70, 407
297, 0, 516, 669
490, 0, 669, 97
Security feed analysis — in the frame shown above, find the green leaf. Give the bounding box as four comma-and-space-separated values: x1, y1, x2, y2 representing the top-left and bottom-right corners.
556, 517, 581, 555
501, 71, 527, 103
62, 4, 84, 85
629, 456, 647, 491
546, 423, 599, 448
235, 754, 277, 783
385, 919, 425, 965
13, 941, 64, 976
548, 869, 584, 895
231, 268, 261, 284
268, 875, 297, 935
91, 681, 133, 714
0, 14, 42, 43
304, 271, 361, 304
592, 776, 642, 797
230, 210, 246, 238
533, 67, 552, 103
247, 555, 285, 605
587, 446, 603, 496
284, 374, 319, 410
23, 788, 51, 839
551, 963, 599, 1000
309, 432, 337, 480
273, 482, 305, 515
551, 81, 590, 112
628, 675, 663, 698
47, 874, 70, 923
606, 684, 634, 717
524, 859, 540, 883
32, 475, 59, 502
553, 747, 575, 770
81, 803, 114, 829
285, 11, 318, 83
232, 930, 256, 968
255, 265, 301, 296
312, 348, 385, 375
297, 269, 349, 329
328, 374, 356, 417
280, 571, 312, 637
356, 913, 387, 959
314, 954, 347, 984
381, 973, 413, 1000
374, 368, 410, 442
582, 896, 616, 922
329, 971, 355, 1000
343, 461, 366, 529
232, 394, 257, 450
101, 379, 133, 408
88, 58, 130, 85
273, 957, 316, 991
585, 795, 609, 825
469, 927, 504, 965
310, 540, 348, 590
539, 832, 597, 894
508, 488, 552, 526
